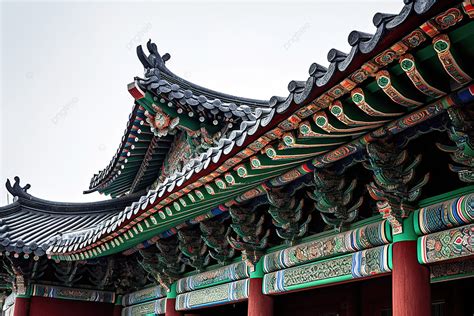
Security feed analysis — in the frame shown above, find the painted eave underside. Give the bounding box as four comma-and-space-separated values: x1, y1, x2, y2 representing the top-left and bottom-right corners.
85, 102, 174, 197
4, 0, 473, 259
88, 43, 272, 196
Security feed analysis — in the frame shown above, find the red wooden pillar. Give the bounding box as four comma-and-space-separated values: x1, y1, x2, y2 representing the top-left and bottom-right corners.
248, 260, 273, 316
113, 295, 122, 316
391, 215, 430, 316
13, 297, 30, 316
165, 298, 182, 316
165, 283, 183, 316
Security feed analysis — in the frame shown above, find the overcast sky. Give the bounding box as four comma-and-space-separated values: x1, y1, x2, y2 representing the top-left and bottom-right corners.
0, 0, 403, 205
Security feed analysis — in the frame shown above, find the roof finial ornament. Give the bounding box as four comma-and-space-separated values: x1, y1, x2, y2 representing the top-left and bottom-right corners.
5, 177, 31, 197
136, 39, 171, 70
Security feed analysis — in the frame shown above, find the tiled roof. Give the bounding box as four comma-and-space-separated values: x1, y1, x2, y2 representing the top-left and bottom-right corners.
0, 177, 142, 257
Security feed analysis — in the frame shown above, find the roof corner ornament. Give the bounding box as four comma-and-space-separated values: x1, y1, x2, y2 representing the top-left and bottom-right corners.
5, 177, 31, 199
136, 39, 170, 70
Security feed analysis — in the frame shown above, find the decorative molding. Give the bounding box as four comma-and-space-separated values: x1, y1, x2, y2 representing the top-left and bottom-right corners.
31, 284, 115, 303
122, 285, 167, 307
267, 185, 312, 244
263, 245, 390, 294
263, 221, 390, 273
175, 279, 249, 311
121, 297, 166, 316
430, 260, 474, 283
418, 223, 474, 264
228, 203, 270, 268
310, 169, 362, 230
200, 216, 235, 265
365, 142, 429, 235
178, 226, 210, 271
432, 34, 472, 85
177, 261, 250, 294
399, 54, 446, 98
415, 193, 474, 235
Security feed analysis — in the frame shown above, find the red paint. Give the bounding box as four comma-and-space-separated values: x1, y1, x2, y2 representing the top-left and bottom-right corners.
248, 278, 273, 316
28, 297, 114, 316
113, 304, 122, 316
165, 298, 183, 316
392, 241, 430, 316
13, 297, 30, 316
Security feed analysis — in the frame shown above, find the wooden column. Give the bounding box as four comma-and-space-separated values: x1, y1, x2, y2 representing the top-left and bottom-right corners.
392, 215, 430, 316
165, 298, 182, 316
248, 260, 273, 316
165, 283, 183, 316
13, 297, 30, 316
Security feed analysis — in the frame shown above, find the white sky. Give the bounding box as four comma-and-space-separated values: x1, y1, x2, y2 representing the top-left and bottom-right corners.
0, 0, 403, 205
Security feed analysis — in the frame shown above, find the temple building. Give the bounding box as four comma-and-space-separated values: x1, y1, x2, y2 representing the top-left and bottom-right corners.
1, 0, 474, 315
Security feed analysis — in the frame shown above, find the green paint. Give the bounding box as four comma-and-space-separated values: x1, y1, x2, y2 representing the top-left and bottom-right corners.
388, 244, 393, 270
315, 116, 327, 127
352, 92, 363, 103
250, 259, 264, 279
417, 237, 424, 264
393, 213, 417, 243
417, 185, 474, 207
167, 283, 177, 299
330, 105, 342, 115
139, 93, 200, 131
285, 274, 353, 292
377, 75, 390, 88
384, 220, 393, 243
414, 209, 422, 236
400, 58, 414, 71
433, 39, 449, 53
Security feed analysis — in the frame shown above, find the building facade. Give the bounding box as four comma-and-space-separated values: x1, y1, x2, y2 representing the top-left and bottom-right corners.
1, 0, 473, 315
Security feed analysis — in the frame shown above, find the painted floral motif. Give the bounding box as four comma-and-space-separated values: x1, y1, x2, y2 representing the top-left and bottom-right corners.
122, 298, 166, 316
419, 224, 474, 263
177, 261, 249, 293
158, 131, 198, 182
176, 279, 249, 311
416, 193, 474, 235
263, 221, 389, 273
122, 285, 167, 306
430, 260, 474, 282
31, 284, 115, 303
263, 245, 390, 294
434, 8, 463, 30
